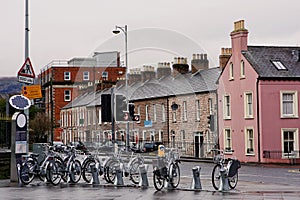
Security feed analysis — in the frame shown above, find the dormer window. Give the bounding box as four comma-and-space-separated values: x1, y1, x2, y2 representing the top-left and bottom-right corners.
271, 60, 287, 70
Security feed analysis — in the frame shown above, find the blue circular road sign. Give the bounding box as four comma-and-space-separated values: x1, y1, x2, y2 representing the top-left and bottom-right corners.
9, 95, 31, 110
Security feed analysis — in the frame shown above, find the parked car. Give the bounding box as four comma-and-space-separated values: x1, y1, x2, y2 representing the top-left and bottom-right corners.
143, 142, 163, 152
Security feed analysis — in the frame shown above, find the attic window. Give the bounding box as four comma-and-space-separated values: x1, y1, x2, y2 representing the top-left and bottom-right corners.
271, 60, 287, 70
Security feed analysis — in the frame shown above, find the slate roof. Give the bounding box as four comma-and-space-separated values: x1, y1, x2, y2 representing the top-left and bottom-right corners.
242, 46, 300, 78
62, 67, 220, 109
63, 92, 96, 109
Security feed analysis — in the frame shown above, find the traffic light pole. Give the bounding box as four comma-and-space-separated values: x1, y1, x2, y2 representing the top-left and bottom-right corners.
111, 87, 115, 143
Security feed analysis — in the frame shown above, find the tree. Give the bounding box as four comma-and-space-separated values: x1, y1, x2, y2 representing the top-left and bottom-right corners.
0, 98, 6, 113
29, 112, 51, 143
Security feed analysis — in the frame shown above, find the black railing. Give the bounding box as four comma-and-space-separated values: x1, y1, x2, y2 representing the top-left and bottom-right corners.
84, 139, 216, 158
263, 150, 300, 159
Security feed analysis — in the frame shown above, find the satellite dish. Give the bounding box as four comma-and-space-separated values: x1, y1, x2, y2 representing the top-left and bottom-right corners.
171, 103, 178, 110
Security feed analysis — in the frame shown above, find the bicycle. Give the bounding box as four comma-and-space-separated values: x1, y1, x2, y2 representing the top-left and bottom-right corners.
19, 144, 61, 185
48, 145, 82, 184
81, 149, 103, 183
104, 147, 144, 184
211, 149, 241, 190
152, 148, 181, 191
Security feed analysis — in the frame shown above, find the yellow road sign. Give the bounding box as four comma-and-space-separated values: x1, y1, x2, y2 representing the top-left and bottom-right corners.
22, 85, 42, 99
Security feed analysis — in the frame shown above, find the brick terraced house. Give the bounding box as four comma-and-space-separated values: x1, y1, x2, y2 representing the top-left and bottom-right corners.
61, 54, 220, 158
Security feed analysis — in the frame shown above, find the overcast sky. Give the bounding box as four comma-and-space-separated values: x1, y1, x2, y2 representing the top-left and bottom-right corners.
1, 0, 300, 77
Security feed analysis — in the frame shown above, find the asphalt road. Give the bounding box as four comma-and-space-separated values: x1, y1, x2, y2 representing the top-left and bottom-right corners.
0, 161, 299, 200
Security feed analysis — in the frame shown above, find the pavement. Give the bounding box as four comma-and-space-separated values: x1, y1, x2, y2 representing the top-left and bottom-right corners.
1, 148, 300, 199
1, 171, 300, 200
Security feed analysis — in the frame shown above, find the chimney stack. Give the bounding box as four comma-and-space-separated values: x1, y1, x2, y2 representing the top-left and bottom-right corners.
157, 62, 171, 79
128, 68, 141, 84
191, 53, 209, 73
219, 48, 232, 70
141, 65, 155, 82
172, 57, 189, 76
230, 20, 248, 53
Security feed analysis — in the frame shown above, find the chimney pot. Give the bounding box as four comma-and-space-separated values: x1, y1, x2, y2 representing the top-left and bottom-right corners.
193, 54, 196, 60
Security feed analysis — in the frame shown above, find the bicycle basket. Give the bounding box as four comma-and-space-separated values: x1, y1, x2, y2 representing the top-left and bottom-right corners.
228, 159, 241, 177
173, 151, 180, 160
213, 154, 222, 164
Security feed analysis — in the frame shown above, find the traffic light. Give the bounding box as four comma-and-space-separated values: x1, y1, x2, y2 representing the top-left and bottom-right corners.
101, 94, 112, 122
129, 103, 135, 118
207, 115, 214, 131
132, 114, 140, 122
115, 94, 127, 122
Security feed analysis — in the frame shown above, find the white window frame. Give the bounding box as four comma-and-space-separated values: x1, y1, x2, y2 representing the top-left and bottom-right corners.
83, 71, 89, 81
209, 98, 213, 115
102, 71, 108, 80
161, 104, 166, 122
98, 109, 102, 124
158, 130, 163, 142
229, 62, 234, 80
223, 94, 231, 119
224, 128, 232, 153
180, 130, 186, 150
64, 90, 71, 102
245, 127, 254, 155
281, 128, 299, 158
240, 60, 245, 78
153, 104, 157, 122
145, 105, 149, 121
183, 101, 187, 121
244, 91, 254, 118
280, 91, 298, 118
195, 100, 200, 121
93, 109, 96, 125
64, 71, 71, 81
172, 110, 177, 123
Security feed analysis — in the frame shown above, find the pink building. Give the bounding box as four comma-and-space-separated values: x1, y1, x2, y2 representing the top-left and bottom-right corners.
218, 20, 300, 164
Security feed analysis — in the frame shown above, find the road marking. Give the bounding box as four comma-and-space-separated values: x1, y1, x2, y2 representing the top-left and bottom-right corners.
288, 169, 300, 173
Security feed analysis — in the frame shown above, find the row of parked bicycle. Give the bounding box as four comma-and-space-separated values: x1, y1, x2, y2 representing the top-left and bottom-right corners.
18, 143, 145, 186
18, 142, 241, 191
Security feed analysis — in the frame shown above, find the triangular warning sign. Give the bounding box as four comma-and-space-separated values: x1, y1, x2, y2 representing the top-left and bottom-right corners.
18, 57, 35, 78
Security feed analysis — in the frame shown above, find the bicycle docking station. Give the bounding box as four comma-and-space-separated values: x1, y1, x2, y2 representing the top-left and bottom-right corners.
219, 166, 230, 191
138, 164, 149, 188
90, 163, 100, 185
191, 166, 202, 190
114, 163, 124, 186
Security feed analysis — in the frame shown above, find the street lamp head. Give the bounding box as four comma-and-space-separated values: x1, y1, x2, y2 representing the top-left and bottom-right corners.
112, 29, 120, 34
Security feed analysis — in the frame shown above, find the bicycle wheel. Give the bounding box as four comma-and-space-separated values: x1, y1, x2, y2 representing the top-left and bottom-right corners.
129, 158, 140, 184
169, 162, 180, 188
106, 160, 118, 184
82, 159, 96, 183
153, 169, 164, 191
47, 161, 62, 186
212, 164, 221, 190
19, 160, 35, 185
228, 172, 238, 189
69, 160, 82, 183
61, 157, 69, 182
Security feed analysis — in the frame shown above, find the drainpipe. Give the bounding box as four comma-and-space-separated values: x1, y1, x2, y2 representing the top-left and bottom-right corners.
167, 97, 170, 146
215, 90, 220, 150
256, 78, 261, 163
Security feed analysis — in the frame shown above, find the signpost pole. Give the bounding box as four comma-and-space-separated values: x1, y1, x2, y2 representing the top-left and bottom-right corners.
24, 0, 30, 154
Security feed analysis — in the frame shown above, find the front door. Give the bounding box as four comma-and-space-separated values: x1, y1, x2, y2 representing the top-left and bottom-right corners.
194, 132, 204, 158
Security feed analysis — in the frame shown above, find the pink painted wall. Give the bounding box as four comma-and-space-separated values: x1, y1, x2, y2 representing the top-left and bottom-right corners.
218, 26, 260, 163
218, 54, 260, 163
259, 81, 300, 163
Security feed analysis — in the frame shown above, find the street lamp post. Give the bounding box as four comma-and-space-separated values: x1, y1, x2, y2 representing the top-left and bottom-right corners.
112, 25, 130, 151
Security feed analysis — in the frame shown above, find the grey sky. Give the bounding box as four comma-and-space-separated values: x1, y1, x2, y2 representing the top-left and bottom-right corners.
1, 0, 300, 77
